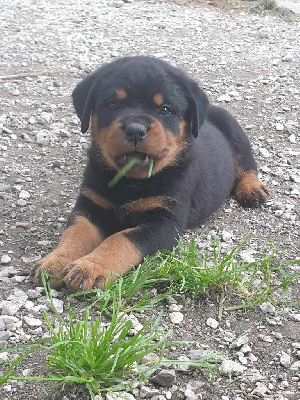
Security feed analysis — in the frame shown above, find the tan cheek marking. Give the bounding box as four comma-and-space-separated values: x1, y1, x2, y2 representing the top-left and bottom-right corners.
153, 93, 164, 106
116, 89, 127, 101
82, 187, 113, 209
91, 115, 125, 170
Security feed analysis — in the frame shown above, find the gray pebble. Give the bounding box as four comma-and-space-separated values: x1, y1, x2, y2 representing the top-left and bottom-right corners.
149, 369, 176, 387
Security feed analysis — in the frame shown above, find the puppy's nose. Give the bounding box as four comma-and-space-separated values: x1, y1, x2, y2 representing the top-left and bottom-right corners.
124, 124, 147, 144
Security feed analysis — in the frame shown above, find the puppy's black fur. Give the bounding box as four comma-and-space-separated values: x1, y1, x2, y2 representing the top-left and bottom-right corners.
32, 56, 268, 291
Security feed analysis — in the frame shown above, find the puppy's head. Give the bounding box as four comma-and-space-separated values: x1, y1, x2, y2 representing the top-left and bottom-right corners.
72, 56, 208, 179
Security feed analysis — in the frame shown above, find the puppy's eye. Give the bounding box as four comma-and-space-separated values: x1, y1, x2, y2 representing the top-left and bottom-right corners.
159, 104, 172, 116
108, 101, 119, 111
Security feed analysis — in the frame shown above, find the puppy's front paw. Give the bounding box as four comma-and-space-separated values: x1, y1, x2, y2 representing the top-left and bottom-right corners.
31, 253, 69, 288
235, 171, 269, 208
61, 257, 112, 291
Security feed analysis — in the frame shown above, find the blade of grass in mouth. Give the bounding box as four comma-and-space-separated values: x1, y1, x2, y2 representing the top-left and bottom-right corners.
148, 157, 154, 179
108, 156, 154, 187
108, 157, 140, 187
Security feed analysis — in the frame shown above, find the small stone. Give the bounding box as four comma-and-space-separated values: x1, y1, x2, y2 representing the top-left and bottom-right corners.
221, 230, 232, 242
275, 123, 284, 131
238, 353, 248, 365
0, 352, 9, 361
188, 349, 212, 360
289, 134, 296, 143
274, 332, 283, 340
184, 387, 197, 400
2, 288, 28, 315
290, 361, 300, 371
260, 302, 276, 315
248, 353, 258, 362
220, 360, 245, 375
24, 316, 42, 327
282, 55, 293, 62
239, 249, 256, 263
106, 393, 135, 400
230, 335, 249, 349
27, 289, 41, 299
169, 304, 182, 312
261, 335, 273, 343
0, 331, 10, 341
139, 352, 159, 365
139, 386, 160, 398
169, 312, 184, 324
19, 190, 30, 199
16, 199, 27, 207
1, 254, 11, 264
0, 319, 5, 330
252, 385, 269, 396
206, 317, 219, 329
240, 344, 251, 354
280, 351, 292, 368
149, 369, 176, 387
45, 298, 64, 314
217, 94, 231, 102
289, 313, 300, 322
36, 131, 50, 146
259, 147, 270, 158
22, 368, 32, 377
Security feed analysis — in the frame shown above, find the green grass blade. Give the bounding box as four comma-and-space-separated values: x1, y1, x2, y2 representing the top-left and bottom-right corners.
108, 157, 139, 187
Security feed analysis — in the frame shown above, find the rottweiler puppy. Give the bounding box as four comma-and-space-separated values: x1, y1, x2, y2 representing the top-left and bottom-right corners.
31, 56, 268, 291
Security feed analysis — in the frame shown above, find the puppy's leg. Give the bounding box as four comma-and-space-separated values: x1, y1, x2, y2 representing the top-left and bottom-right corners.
31, 215, 104, 288
61, 199, 184, 291
207, 105, 268, 207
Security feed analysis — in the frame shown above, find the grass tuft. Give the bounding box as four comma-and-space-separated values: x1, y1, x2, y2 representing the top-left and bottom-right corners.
1, 235, 298, 398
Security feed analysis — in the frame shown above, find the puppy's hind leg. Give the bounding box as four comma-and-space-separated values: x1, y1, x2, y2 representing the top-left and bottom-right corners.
207, 105, 269, 207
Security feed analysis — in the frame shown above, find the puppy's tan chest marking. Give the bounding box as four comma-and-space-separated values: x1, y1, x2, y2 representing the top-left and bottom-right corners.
82, 188, 174, 219
82, 187, 114, 210
118, 195, 174, 216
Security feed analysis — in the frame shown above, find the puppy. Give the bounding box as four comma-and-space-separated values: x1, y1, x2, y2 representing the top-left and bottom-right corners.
31, 56, 268, 291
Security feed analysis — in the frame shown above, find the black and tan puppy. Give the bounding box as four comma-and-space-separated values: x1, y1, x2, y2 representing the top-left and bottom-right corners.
31, 56, 268, 291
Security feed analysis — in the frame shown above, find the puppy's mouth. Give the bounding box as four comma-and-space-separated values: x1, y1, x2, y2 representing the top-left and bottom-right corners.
116, 151, 152, 168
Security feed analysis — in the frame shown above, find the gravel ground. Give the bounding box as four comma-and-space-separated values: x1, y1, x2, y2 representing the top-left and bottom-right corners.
0, 0, 299, 399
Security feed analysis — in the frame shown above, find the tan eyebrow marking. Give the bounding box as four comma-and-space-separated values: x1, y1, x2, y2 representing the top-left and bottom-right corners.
116, 89, 127, 101
153, 94, 164, 106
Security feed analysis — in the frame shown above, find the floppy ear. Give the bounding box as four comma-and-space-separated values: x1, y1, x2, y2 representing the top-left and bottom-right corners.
72, 73, 99, 133
186, 80, 209, 138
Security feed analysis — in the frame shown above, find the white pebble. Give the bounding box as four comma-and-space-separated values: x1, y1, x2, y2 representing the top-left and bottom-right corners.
259, 147, 270, 158
206, 317, 219, 329
280, 351, 292, 368
169, 311, 184, 324
24, 316, 43, 327
1, 254, 11, 264
220, 359, 245, 375
19, 190, 30, 199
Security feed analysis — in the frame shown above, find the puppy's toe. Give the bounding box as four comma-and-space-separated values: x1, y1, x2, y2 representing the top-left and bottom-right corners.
61, 258, 109, 291
30, 254, 67, 288
235, 171, 269, 208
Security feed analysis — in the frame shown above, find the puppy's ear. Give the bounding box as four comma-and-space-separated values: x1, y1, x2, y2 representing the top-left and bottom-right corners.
186, 80, 209, 138
72, 73, 99, 133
